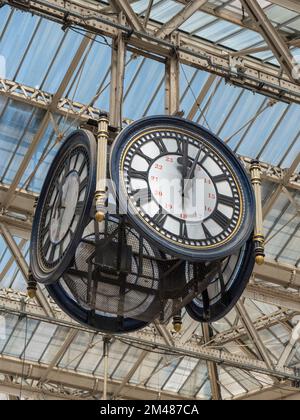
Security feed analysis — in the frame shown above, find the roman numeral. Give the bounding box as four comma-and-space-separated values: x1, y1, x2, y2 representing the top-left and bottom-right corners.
136, 150, 152, 165
49, 244, 56, 262
218, 194, 235, 207
72, 152, 79, 171
78, 160, 87, 176
211, 210, 231, 229
179, 220, 188, 238
152, 211, 167, 228
79, 177, 88, 192
156, 138, 167, 153
202, 223, 213, 240
176, 138, 183, 154
75, 201, 85, 215
131, 188, 151, 206
43, 236, 51, 255
128, 168, 148, 182
212, 174, 228, 183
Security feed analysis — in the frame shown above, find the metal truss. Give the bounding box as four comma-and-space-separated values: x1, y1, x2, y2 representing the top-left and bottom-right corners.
208, 309, 296, 347
175, 0, 300, 37
0, 78, 101, 121
240, 0, 297, 82
0, 79, 299, 193
0, 355, 198, 400
1, 183, 300, 311
3, 0, 300, 104
0, 288, 299, 383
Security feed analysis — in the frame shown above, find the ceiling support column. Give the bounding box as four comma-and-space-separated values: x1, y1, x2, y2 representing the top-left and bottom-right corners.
165, 52, 180, 115
109, 28, 126, 129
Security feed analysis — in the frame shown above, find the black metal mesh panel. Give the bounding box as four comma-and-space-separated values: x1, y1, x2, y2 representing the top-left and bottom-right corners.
62, 217, 162, 322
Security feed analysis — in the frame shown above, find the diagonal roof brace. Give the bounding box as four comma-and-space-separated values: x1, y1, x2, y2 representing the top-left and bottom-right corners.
240, 0, 299, 83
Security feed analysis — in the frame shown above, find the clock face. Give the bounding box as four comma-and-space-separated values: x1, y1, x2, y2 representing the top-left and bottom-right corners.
30, 130, 96, 284
186, 237, 255, 322
110, 116, 254, 261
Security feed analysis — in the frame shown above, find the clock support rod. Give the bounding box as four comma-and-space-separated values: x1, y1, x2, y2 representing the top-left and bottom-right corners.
95, 113, 109, 222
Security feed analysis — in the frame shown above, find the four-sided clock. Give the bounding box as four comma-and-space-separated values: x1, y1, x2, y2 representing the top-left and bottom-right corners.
30, 130, 97, 284
30, 115, 256, 330
110, 116, 255, 262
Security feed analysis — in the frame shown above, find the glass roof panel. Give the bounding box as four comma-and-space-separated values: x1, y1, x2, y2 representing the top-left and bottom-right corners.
163, 357, 198, 393
25, 321, 57, 362
2, 317, 39, 358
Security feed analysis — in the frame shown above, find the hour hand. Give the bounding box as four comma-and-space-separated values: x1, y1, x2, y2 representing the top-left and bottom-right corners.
184, 146, 202, 194
177, 141, 189, 179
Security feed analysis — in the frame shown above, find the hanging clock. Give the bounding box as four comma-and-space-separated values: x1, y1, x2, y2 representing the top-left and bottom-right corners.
186, 237, 255, 323
110, 116, 255, 261
30, 130, 97, 284
46, 217, 163, 333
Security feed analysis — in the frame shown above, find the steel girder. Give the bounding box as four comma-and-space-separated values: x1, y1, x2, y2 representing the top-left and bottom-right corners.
3, 0, 300, 104
0, 80, 299, 192
240, 0, 297, 83
0, 289, 299, 382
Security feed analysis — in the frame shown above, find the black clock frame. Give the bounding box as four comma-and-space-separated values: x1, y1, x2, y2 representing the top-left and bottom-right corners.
110, 115, 255, 262
185, 237, 255, 323
30, 129, 97, 284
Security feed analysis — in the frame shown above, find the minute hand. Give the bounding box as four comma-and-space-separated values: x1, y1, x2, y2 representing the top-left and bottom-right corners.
183, 146, 202, 194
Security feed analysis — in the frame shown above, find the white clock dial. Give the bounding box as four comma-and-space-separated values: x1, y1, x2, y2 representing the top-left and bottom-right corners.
110, 116, 255, 261
122, 130, 241, 249
40, 148, 89, 267
31, 129, 97, 284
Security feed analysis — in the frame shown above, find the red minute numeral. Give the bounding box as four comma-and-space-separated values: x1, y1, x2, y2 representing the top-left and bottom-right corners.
208, 193, 215, 199
165, 203, 173, 210
155, 164, 163, 170
151, 176, 159, 182
155, 190, 163, 197
180, 213, 188, 220
165, 157, 174, 163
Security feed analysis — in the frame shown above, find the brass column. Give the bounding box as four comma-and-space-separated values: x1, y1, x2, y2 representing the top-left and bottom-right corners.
95, 113, 109, 222
250, 160, 265, 265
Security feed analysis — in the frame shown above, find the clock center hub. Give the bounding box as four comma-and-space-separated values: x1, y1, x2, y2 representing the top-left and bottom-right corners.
148, 154, 217, 222
50, 171, 80, 244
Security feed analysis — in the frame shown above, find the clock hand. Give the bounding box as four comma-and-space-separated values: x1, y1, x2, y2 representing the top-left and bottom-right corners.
183, 145, 202, 195
180, 140, 189, 215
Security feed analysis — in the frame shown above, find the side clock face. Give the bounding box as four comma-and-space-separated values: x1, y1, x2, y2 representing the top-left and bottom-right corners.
186, 237, 255, 322
110, 116, 254, 261
30, 130, 96, 284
